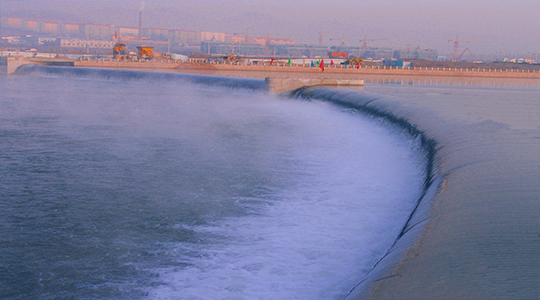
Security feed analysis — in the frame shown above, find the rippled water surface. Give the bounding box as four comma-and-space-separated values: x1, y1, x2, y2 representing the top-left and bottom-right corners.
0, 69, 427, 300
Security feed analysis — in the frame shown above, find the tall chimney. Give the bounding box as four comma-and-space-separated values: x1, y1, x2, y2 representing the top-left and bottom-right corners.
138, 11, 142, 39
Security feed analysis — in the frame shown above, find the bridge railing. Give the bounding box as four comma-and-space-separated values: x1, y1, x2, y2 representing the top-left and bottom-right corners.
188, 59, 540, 74
256, 61, 540, 74
6, 54, 538, 74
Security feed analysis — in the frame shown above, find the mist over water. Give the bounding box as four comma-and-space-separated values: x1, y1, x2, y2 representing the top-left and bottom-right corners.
0, 71, 427, 299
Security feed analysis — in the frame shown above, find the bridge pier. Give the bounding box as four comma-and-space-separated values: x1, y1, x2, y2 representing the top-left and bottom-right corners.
7, 57, 32, 74
265, 77, 364, 93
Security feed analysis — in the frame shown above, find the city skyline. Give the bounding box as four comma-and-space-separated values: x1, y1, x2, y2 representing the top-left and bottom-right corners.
2, 0, 539, 58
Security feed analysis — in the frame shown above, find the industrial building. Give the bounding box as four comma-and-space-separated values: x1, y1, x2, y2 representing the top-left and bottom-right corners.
59, 38, 114, 50
200, 41, 335, 58
2, 17, 86, 37
1, 16, 439, 60
393, 48, 439, 60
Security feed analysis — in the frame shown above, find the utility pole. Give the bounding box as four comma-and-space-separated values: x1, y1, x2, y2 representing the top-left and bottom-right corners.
265, 33, 270, 56
86, 33, 89, 54
139, 1, 145, 39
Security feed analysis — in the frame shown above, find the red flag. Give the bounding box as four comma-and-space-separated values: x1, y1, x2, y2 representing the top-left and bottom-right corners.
270, 58, 274, 66
330, 60, 334, 67
114, 31, 118, 39
320, 59, 325, 72
357, 62, 360, 69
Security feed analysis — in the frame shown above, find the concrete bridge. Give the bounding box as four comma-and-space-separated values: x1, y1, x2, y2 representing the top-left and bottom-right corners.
6, 56, 75, 74
6, 56, 364, 93
265, 77, 364, 93
7, 56, 540, 79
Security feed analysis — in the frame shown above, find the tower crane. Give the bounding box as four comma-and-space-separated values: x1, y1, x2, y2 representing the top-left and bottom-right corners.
360, 35, 388, 56
318, 28, 331, 46
263, 33, 304, 56
405, 41, 421, 52
448, 35, 484, 62
330, 34, 346, 47
232, 28, 250, 44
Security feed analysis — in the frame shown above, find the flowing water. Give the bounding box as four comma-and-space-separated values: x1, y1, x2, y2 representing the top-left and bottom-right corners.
0, 67, 430, 300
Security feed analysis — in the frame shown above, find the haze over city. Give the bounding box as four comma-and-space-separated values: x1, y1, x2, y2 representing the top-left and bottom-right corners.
2, 0, 539, 58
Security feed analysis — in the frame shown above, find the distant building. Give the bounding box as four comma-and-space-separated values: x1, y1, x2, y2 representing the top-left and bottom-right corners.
116, 26, 139, 38
38, 37, 57, 45
2, 17, 103, 39
41, 21, 59, 34
59, 22, 81, 36
393, 48, 439, 60
3, 17, 21, 31
229, 35, 250, 44
1, 16, 442, 59
80, 24, 115, 39
59, 38, 114, 49
3, 36, 26, 45
201, 31, 230, 43
142, 28, 169, 41
201, 42, 264, 55
271, 44, 329, 57
363, 47, 394, 59
5, 17, 25, 30
202, 42, 360, 57
228, 35, 295, 47
170, 29, 200, 46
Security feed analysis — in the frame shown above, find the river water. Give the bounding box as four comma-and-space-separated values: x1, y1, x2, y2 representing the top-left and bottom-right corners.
3, 66, 537, 300
0, 67, 430, 300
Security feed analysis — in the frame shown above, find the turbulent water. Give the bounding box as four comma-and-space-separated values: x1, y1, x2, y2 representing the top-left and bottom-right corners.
0, 67, 429, 300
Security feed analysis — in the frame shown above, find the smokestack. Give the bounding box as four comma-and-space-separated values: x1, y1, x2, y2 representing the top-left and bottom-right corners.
138, 1, 145, 39
138, 11, 142, 39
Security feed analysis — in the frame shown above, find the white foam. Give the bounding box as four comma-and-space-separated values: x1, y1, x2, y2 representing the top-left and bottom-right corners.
146, 95, 425, 300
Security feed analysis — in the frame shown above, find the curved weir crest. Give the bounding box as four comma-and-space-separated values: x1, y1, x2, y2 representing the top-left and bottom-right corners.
289, 87, 440, 299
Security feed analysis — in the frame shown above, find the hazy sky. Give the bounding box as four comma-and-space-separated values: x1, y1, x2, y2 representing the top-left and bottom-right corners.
2, 0, 539, 56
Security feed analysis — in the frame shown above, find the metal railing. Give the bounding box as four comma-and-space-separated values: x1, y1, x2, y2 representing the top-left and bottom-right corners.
184, 59, 540, 74
4, 52, 538, 74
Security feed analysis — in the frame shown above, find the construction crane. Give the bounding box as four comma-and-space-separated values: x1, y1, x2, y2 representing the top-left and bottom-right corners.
330, 34, 346, 47
318, 28, 331, 46
232, 28, 250, 44
263, 32, 299, 55
412, 40, 422, 50
448, 35, 484, 62
360, 35, 388, 56
404, 40, 421, 53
